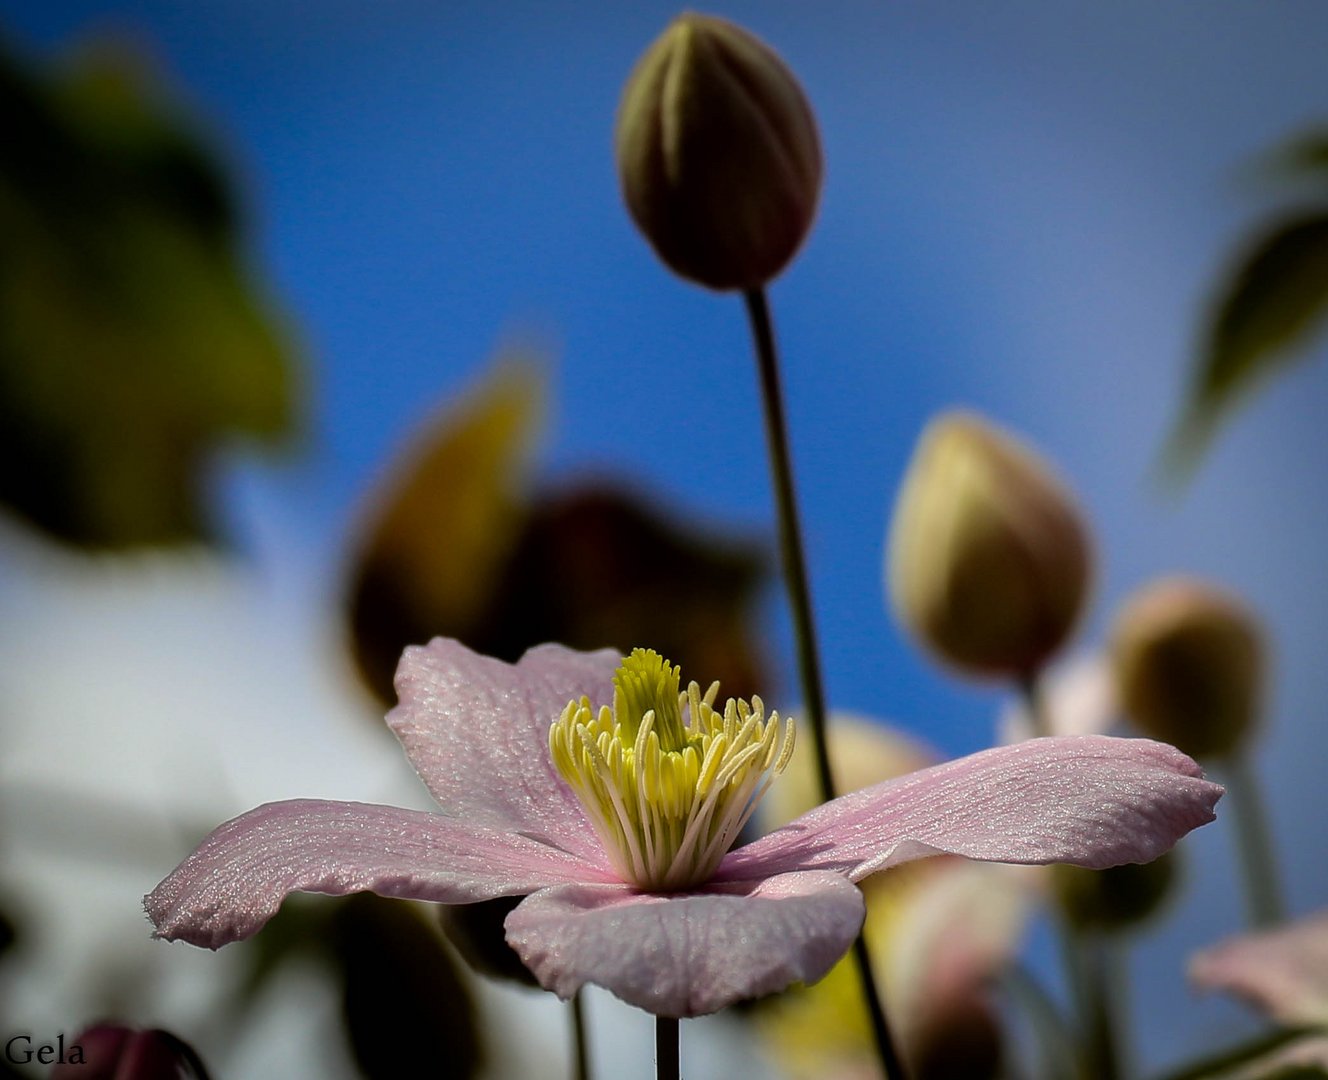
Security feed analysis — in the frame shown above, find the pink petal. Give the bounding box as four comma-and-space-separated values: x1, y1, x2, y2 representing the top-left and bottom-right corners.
504, 871, 866, 1017
719, 736, 1221, 882
388, 639, 619, 859
146, 799, 616, 949
1190, 909, 1328, 1027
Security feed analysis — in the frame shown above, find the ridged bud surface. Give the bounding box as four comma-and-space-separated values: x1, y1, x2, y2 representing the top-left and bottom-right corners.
616, 12, 822, 290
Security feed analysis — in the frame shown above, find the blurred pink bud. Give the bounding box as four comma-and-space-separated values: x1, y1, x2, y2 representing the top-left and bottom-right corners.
49, 1024, 210, 1080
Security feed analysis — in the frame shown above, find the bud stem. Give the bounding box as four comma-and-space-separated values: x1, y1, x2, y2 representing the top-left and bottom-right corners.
571, 991, 591, 1080
1023, 676, 1125, 1080
655, 1016, 679, 1080
743, 286, 909, 1080
1216, 754, 1286, 927
1068, 931, 1125, 1080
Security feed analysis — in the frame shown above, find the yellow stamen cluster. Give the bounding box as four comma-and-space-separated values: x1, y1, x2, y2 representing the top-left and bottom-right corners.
550, 648, 795, 891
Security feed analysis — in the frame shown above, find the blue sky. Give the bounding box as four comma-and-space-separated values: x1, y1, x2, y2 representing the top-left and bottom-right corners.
4, 2, 1328, 1075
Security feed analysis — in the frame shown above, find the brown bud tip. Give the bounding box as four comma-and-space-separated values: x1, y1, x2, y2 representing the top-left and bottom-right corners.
615, 12, 822, 290
886, 411, 1093, 680
1111, 576, 1264, 759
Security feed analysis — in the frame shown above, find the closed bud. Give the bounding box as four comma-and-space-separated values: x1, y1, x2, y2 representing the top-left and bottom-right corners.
615, 12, 822, 290
1052, 852, 1178, 933
886, 412, 1092, 680
52, 1024, 210, 1080
1111, 577, 1264, 759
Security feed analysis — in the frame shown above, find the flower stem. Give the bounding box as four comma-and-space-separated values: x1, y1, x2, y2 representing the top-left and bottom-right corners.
655, 1016, 680, 1080
571, 991, 591, 1080
1022, 675, 1124, 1080
1216, 753, 1285, 928
742, 287, 909, 1080
1017, 672, 1050, 737
1001, 961, 1081, 1080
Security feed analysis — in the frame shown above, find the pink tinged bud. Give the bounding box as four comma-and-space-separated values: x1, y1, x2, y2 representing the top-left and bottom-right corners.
1112, 576, 1264, 759
49, 1024, 210, 1080
886, 412, 1093, 680
616, 12, 822, 290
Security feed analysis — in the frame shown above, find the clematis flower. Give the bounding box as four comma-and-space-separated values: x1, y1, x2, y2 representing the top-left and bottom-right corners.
1191, 909, 1328, 1028
1189, 911, 1328, 1078
147, 640, 1221, 1018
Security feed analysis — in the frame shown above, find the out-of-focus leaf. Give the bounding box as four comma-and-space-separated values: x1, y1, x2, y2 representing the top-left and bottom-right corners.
1251, 129, 1328, 186
1165, 213, 1328, 479
347, 358, 544, 702
331, 893, 482, 1080
0, 42, 296, 548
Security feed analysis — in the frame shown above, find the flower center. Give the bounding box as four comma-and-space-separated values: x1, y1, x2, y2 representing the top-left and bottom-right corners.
550, 648, 795, 891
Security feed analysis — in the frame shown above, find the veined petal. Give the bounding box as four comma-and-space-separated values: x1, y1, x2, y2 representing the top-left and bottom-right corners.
504, 871, 865, 1017
145, 799, 616, 949
388, 639, 619, 858
718, 736, 1221, 882
1190, 909, 1328, 1027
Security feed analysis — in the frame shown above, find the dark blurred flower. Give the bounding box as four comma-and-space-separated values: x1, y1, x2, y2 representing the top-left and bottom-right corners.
345, 357, 769, 709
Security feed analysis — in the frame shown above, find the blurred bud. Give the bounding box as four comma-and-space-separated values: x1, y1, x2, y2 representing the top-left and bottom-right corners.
907, 994, 1003, 1080
438, 896, 539, 988
1052, 851, 1178, 933
51, 1024, 210, 1080
1111, 577, 1264, 758
887, 412, 1092, 680
616, 12, 821, 290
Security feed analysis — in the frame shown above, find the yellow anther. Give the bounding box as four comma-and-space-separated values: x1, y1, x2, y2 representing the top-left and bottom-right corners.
550, 650, 795, 890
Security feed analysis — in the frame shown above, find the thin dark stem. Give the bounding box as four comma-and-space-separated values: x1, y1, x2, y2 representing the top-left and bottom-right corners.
1080, 935, 1123, 1080
570, 991, 591, 1080
1017, 671, 1050, 738
742, 287, 908, 1080
655, 1016, 680, 1080
1218, 754, 1285, 927
742, 287, 834, 804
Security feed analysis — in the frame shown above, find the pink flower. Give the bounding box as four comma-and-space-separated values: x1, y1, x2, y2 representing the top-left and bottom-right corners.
1191, 909, 1328, 1028
146, 640, 1221, 1018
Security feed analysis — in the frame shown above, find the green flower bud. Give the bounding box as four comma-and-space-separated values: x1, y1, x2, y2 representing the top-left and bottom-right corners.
1051, 852, 1179, 933
615, 12, 822, 290
1111, 577, 1264, 759
886, 412, 1093, 680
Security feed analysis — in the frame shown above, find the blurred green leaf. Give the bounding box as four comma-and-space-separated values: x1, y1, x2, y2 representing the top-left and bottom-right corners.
331, 894, 483, 1080
0, 41, 297, 547
1165, 212, 1328, 479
